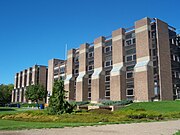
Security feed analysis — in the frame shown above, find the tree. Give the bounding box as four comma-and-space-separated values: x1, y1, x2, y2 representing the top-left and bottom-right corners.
0, 84, 14, 106
25, 84, 46, 107
47, 79, 74, 115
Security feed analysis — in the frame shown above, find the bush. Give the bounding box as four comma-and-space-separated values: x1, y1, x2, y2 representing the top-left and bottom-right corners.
75, 101, 90, 106
101, 100, 133, 106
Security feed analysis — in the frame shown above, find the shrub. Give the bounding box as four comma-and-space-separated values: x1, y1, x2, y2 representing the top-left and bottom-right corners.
101, 100, 133, 106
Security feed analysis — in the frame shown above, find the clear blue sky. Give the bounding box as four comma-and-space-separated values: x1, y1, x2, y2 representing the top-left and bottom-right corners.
0, 0, 179, 84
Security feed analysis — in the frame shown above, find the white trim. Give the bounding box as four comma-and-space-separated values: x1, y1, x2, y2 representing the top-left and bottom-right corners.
111, 63, 125, 76
94, 43, 103, 49
76, 71, 86, 82
67, 54, 73, 59
135, 25, 150, 34
79, 49, 87, 54
112, 35, 124, 42
92, 67, 104, 79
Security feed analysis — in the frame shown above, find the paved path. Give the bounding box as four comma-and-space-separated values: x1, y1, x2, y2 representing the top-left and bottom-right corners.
1, 120, 180, 135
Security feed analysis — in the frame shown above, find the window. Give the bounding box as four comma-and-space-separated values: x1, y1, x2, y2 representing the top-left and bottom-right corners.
153, 49, 156, 56
88, 52, 94, 58
126, 55, 136, 62
88, 65, 94, 71
153, 61, 157, 66
126, 39, 132, 46
126, 72, 133, 79
74, 56, 79, 62
104, 46, 112, 53
132, 38, 136, 44
60, 67, 65, 73
105, 91, 110, 97
104, 60, 112, 67
74, 69, 79, 74
88, 92, 91, 98
105, 75, 110, 82
172, 71, 175, 78
88, 78, 91, 85
127, 89, 134, 96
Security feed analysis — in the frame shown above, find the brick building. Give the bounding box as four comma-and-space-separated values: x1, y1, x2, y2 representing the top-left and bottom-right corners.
11, 65, 48, 103
12, 17, 180, 103
62, 17, 180, 102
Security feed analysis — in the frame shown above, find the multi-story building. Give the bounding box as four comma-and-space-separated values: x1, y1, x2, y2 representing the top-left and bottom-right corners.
12, 17, 180, 103
62, 17, 180, 102
47, 59, 66, 103
11, 65, 48, 103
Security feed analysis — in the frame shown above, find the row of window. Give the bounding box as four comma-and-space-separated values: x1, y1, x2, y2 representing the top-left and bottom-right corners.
171, 55, 180, 62
87, 89, 134, 98
172, 71, 180, 79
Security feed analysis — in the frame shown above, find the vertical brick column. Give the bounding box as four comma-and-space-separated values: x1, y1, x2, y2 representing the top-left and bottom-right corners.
17, 72, 21, 89
19, 88, 23, 102
91, 36, 105, 103
76, 43, 89, 101
110, 28, 126, 101
12, 73, 18, 102
26, 68, 31, 86
134, 17, 154, 101
22, 70, 27, 102
47, 59, 56, 101
11, 90, 15, 102
15, 90, 18, 102
64, 49, 75, 100
32, 65, 37, 85
156, 19, 173, 100
22, 70, 27, 88
18, 72, 23, 102
39, 66, 47, 89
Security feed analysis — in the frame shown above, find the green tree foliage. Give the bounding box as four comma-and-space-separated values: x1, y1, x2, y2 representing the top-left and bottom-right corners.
0, 84, 14, 105
25, 84, 46, 107
47, 79, 74, 115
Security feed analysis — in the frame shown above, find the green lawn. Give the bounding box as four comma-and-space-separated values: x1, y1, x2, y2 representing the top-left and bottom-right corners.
0, 119, 112, 130
1, 101, 180, 130
120, 100, 180, 113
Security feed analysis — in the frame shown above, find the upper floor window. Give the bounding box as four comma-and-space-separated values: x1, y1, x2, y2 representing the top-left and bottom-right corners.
127, 88, 134, 96
88, 52, 94, 58
126, 71, 133, 79
104, 60, 112, 67
104, 46, 112, 53
126, 55, 136, 62
88, 65, 94, 71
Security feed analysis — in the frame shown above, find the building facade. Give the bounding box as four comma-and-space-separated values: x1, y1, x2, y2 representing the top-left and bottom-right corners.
61, 17, 180, 102
47, 59, 66, 103
12, 17, 180, 103
11, 65, 48, 103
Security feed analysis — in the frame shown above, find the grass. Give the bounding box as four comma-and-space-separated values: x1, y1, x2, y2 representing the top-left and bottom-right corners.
120, 100, 180, 113
1, 101, 180, 130
174, 130, 180, 135
0, 119, 112, 130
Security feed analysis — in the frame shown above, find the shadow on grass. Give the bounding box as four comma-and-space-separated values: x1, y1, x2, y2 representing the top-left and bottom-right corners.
0, 108, 16, 112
